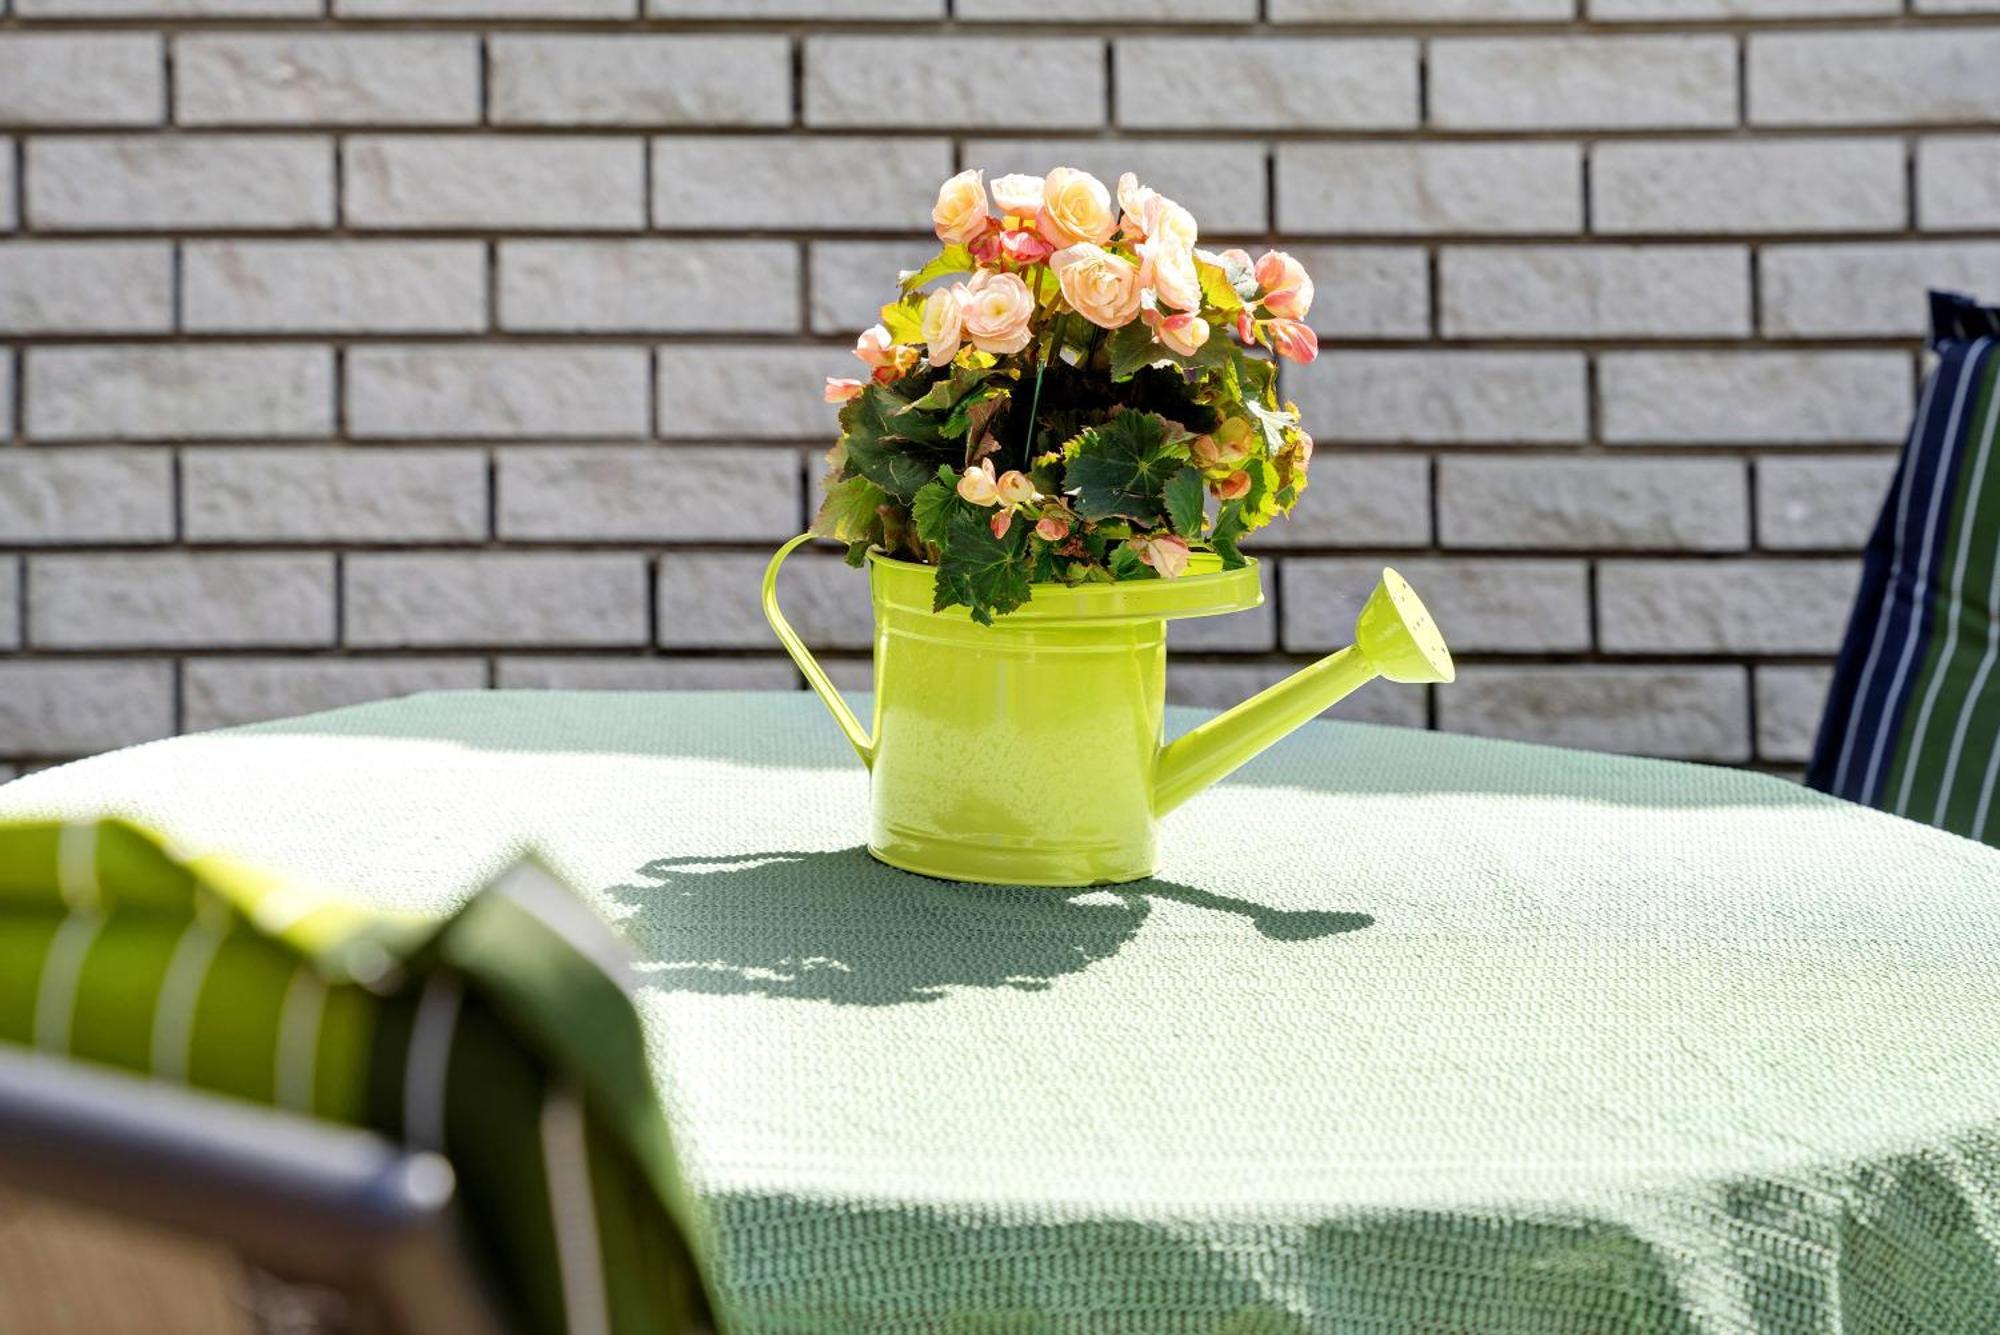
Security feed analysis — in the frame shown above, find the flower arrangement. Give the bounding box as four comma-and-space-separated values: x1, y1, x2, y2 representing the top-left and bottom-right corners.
815, 166, 1319, 624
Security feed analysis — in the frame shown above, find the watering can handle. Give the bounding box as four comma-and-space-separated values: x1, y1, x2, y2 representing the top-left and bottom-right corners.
762, 534, 875, 768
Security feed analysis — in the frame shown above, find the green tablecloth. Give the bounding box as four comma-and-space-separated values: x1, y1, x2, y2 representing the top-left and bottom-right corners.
5, 690, 2000, 1333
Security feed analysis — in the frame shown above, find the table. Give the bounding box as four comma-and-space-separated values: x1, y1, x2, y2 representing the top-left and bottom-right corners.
5, 689, 2000, 1333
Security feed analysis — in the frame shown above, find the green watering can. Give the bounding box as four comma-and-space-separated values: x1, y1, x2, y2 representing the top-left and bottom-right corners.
764, 534, 1455, 887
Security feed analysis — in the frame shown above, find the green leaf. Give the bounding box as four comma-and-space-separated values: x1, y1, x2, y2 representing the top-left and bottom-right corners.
1106, 322, 1167, 382
932, 502, 1033, 626
1210, 500, 1249, 568
879, 294, 926, 345
899, 244, 974, 294
903, 363, 988, 413
1108, 543, 1154, 582
841, 386, 952, 501
912, 477, 956, 549
1196, 258, 1245, 314
1163, 465, 1206, 540
1065, 410, 1191, 525
813, 474, 886, 543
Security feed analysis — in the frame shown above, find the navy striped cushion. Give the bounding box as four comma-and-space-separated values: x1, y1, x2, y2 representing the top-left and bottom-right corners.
1809, 290, 2000, 844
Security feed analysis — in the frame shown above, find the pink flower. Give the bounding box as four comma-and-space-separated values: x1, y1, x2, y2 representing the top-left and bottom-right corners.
990, 172, 1044, 219
1036, 167, 1117, 249
1128, 533, 1191, 580
1051, 243, 1143, 330
932, 169, 991, 247
1035, 514, 1071, 542
956, 459, 999, 506
1145, 308, 1210, 358
959, 269, 1036, 356
996, 469, 1036, 506
922, 286, 965, 367
853, 323, 897, 370
990, 510, 1014, 539
1234, 310, 1257, 344
1212, 470, 1251, 501
1116, 171, 1161, 238
1266, 318, 1318, 365
1254, 250, 1314, 322
1139, 235, 1202, 312
824, 376, 865, 403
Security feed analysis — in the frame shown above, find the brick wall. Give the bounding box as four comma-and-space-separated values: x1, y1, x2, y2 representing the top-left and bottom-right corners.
2, 0, 1995, 780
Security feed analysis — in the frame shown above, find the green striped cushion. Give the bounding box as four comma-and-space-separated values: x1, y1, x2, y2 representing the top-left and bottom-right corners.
0, 818, 711, 1335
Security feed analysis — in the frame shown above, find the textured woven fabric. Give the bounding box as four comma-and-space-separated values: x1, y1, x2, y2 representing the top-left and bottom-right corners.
0, 817, 711, 1335
1809, 290, 2000, 844
5, 690, 2000, 1332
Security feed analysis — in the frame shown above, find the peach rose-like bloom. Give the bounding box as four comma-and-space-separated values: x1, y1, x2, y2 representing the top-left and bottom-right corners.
824, 376, 865, 403
1051, 243, 1143, 330
1129, 533, 1191, 579
959, 269, 1036, 355
922, 286, 965, 367
957, 459, 999, 506
1254, 250, 1314, 322
996, 469, 1036, 506
1266, 317, 1318, 365
1035, 513, 1071, 542
1036, 167, 1117, 249
990, 173, 1044, 219
990, 510, 1013, 539
932, 169, 991, 247
1116, 172, 1160, 237
1139, 236, 1202, 312
1149, 310, 1210, 358
853, 323, 897, 369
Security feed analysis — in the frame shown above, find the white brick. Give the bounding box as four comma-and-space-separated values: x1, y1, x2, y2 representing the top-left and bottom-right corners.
184, 241, 486, 335
499, 241, 798, 333
1751, 30, 2000, 127
809, 239, 945, 335
654, 137, 952, 232
811, 38, 1105, 130
1441, 245, 1749, 338
1254, 454, 1432, 549
1593, 139, 1906, 236
963, 140, 1269, 236
1596, 0, 1893, 14
963, 0, 1255, 16
0, 35, 162, 125
175, 35, 479, 126
1598, 559, 1858, 653
340, 0, 634, 13
496, 656, 798, 691
1276, 0, 1570, 15
348, 345, 650, 440
1919, 0, 2000, 10
27, 345, 333, 442
1433, 36, 1735, 131
28, 136, 333, 231
182, 448, 488, 543
345, 136, 644, 231
1600, 352, 1914, 445
346, 554, 648, 648
661, 549, 871, 650
0, 242, 172, 335
1287, 246, 1431, 340
183, 658, 488, 732
21, 0, 318, 10
1167, 661, 1428, 730
1290, 352, 1588, 444
30, 554, 335, 649
1439, 666, 1751, 762
498, 446, 800, 541
0, 662, 175, 756
653, 0, 935, 13
1763, 242, 2000, 338
1756, 665, 1833, 763
0, 449, 173, 544
1284, 557, 1591, 653
1278, 143, 1582, 235
1756, 454, 1897, 550
1118, 39, 1416, 131
1166, 594, 1276, 652
658, 347, 838, 441
1442, 456, 1748, 551
0, 559, 15, 649
491, 36, 789, 128
1918, 137, 2000, 232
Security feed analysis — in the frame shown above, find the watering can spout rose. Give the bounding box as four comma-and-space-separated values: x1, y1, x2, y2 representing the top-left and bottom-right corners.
763, 534, 1454, 886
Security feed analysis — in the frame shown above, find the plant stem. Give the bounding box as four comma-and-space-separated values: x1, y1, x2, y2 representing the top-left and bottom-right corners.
1021, 306, 1059, 470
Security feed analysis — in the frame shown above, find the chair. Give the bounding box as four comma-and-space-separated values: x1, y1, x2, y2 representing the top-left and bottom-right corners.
0, 1047, 514, 1335
1809, 290, 2000, 844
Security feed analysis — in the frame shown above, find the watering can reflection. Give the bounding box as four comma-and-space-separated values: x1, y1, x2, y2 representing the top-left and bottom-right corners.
764, 534, 1455, 887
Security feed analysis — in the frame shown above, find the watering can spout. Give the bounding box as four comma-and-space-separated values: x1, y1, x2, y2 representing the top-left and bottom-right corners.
1152, 569, 1454, 817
